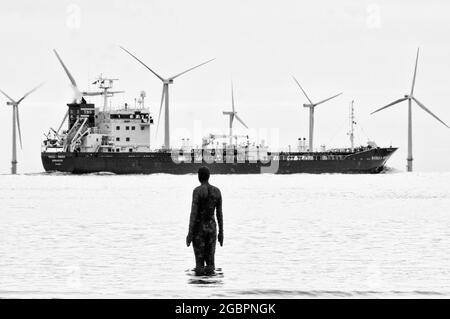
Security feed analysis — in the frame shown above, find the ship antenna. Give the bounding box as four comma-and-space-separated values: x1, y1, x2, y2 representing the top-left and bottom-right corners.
92, 74, 125, 111
348, 100, 356, 151
140, 91, 146, 109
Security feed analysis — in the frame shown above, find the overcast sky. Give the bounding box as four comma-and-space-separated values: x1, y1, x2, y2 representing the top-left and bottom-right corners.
0, 0, 449, 173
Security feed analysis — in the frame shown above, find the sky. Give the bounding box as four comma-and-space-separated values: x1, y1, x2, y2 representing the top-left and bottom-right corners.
0, 0, 449, 173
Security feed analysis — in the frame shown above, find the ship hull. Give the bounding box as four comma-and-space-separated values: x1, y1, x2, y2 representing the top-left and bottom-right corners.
41, 147, 397, 174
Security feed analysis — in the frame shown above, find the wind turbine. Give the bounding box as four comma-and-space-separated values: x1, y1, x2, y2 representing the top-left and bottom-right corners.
371, 48, 449, 172
292, 76, 342, 152
222, 83, 248, 146
53, 50, 122, 132
120, 46, 215, 149
0, 83, 43, 174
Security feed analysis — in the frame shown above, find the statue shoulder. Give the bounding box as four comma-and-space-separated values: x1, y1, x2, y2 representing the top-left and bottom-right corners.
194, 184, 209, 197
209, 184, 222, 197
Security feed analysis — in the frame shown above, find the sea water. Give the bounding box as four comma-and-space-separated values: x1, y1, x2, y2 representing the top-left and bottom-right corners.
0, 170, 449, 298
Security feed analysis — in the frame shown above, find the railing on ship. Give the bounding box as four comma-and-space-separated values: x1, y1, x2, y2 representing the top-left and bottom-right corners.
170, 146, 373, 163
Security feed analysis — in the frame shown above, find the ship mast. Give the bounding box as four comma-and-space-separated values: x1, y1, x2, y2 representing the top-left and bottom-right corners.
139, 90, 146, 109
348, 100, 355, 151
92, 74, 124, 111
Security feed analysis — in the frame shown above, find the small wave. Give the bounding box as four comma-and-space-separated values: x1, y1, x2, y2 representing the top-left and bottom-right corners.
186, 267, 224, 286
23, 171, 117, 176
380, 166, 403, 174
229, 289, 447, 298
23, 172, 54, 176
0, 289, 447, 299
30, 171, 72, 176
85, 172, 117, 176
0, 290, 89, 298
0, 172, 49, 176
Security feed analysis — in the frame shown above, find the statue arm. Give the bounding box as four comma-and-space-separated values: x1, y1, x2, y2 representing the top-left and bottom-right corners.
216, 190, 223, 234
188, 189, 199, 236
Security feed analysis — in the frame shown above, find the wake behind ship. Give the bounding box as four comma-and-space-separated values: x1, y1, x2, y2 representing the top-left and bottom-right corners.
41, 50, 397, 175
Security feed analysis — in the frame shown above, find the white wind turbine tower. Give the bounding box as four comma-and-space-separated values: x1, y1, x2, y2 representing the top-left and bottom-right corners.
371, 48, 449, 172
0, 83, 43, 174
222, 83, 248, 146
120, 46, 215, 149
292, 76, 342, 152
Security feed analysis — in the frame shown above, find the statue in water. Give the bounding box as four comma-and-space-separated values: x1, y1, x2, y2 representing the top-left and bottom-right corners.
186, 166, 224, 275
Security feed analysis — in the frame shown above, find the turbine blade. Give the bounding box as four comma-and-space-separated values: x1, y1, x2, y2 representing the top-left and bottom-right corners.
412, 97, 449, 128
314, 92, 343, 106
0, 88, 16, 103
292, 75, 314, 104
155, 85, 166, 139
57, 110, 69, 133
53, 50, 82, 101
170, 58, 215, 80
53, 50, 78, 88
16, 107, 23, 149
370, 97, 408, 115
120, 46, 165, 82
234, 114, 248, 129
17, 82, 44, 104
411, 48, 420, 96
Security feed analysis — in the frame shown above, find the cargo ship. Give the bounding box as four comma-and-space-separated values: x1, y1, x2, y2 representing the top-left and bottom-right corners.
41, 49, 397, 174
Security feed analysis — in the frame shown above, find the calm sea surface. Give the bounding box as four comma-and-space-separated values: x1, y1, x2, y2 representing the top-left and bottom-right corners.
0, 171, 449, 298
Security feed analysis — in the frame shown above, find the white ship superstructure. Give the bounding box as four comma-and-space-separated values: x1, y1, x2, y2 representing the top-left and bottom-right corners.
44, 101, 153, 154
96, 107, 153, 153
